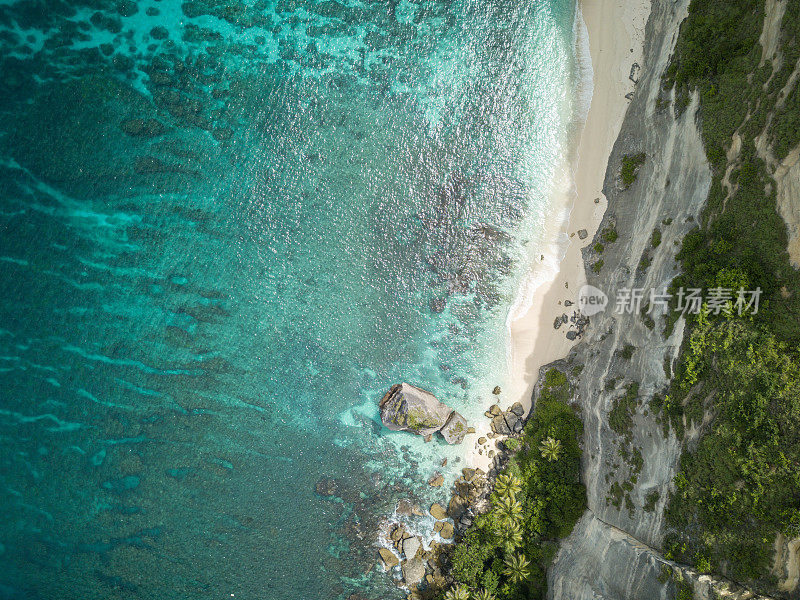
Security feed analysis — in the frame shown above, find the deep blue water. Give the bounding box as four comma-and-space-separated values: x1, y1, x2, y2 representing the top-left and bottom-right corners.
0, 0, 581, 597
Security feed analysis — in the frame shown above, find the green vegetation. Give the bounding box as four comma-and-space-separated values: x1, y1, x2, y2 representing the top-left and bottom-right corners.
770, 76, 800, 159
445, 369, 585, 599
766, 0, 800, 159
618, 344, 636, 360
601, 227, 619, 243
656, 0, 800, 589
593, 242, 605, 254
591, 259, 604, 273
643, 490, 660, 512
620, 153, 646, 188
637, 253, 651, 273
629, 447, 643, 475
662, 312, 800, 580
444, 586, 470, 600
651, 228, 662, 248
609, 382, 639, 439
664, 0, 800, 343
608, 481, 624, 509
675, 579, 695, 600
539, 436, 562, 461
658, 565, 672, 585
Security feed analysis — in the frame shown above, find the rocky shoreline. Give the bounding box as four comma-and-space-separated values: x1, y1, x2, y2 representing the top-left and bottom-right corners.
375, 383, 528, 597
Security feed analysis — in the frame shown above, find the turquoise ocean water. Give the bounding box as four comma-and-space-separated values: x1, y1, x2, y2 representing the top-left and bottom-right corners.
0, 0, 584, 597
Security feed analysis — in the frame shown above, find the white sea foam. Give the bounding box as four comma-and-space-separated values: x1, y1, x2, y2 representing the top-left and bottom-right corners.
573, 3, 596, 131
504, 1, 595, 370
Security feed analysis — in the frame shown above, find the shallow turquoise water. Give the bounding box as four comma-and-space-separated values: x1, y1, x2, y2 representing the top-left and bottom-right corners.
0, 0, 581, 597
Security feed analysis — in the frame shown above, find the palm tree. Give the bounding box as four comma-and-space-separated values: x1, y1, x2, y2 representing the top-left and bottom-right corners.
493, 472, 522, 498
539, 436, 562, 461
472, 589, 496, 600
443, 584, 470, 600
494, 495, 522, 526
500, 524, 523, 555
504, 553, 531, 584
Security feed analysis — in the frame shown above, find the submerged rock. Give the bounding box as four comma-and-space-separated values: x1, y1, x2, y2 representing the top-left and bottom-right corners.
150, 26, 169, 40
314, 477, 339, 497
429, 296, 446, 314
378, 547, 398, 570
117, 0, 139, 16
427, 473, 444, 487
396, 499, 412, 516
120, 118, 166, 137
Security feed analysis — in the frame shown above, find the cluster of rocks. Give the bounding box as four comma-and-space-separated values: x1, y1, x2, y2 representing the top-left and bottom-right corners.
377, 508, 448, 590
429, 503, 455, 539
487, 402, 524, 436
374, 385, 532, 597
554, 309, 590, 341
446, 467, 489, 533
378, 467, 491, 595
379, 383, 472, 444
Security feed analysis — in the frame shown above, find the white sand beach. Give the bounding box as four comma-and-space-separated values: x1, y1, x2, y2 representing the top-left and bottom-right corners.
466, 0, 652, 470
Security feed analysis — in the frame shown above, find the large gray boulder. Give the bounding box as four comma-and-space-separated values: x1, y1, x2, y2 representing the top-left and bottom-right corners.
491, 413, 511, 435
401, 535, 421, 560
440, 411, 468, 444
401, 557, 426, 587
379, 383, 454, 437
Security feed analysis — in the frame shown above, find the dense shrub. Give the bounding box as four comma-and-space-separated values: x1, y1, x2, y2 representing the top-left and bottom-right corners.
620, 153, 646, 188
663, 317, 800, 581
601, 227, 619, 243
447, 369, 585, 599
658, 0, 800, 590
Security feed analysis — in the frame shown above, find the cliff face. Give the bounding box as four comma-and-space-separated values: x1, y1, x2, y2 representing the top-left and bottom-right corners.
548, 0, 710, 596
547, 0, 800, 598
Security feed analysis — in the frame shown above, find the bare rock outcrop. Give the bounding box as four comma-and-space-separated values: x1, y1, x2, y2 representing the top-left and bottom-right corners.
378, 383, 468, 444
547, 0, 714, 597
